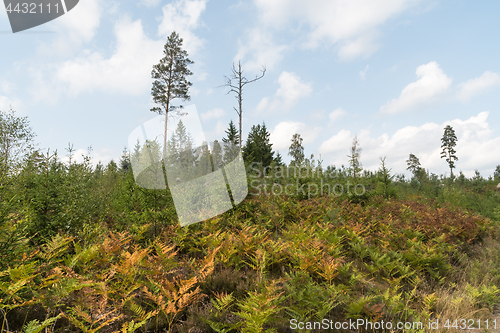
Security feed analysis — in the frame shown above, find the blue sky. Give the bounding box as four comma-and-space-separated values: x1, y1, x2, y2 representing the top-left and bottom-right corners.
1, 0, 499, 178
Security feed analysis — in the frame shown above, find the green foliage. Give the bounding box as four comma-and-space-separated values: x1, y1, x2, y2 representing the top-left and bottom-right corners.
233, 280, 285, 333
221, 120, 240, 164
165, 119, 197, 180
288, 133, 304, 166
3, 111, 500, 332
18, 148, 110, 242
346, 295, 376, 319
151, 30, 193, 161
222, 120, 239, 147
151, 31, 193, 116
200, 291, 239, 333
221, 61, 266, 149
283, 270, 343, 323
242, 122, 274, 169
440, 125, 459, 177
23, 313, 62, 333
347, 135, 362, 180
273, 152, 284, 169
406, 153, 422, 179
0, 196, 30, 270
0, 108, 36, 178
119, 147, 131, 173
374, 156, 397, 200
465, 283, 500, 311
212, 139, 224, 169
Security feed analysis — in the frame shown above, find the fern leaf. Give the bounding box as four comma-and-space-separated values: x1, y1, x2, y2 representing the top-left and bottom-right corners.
22, 314, 62, 333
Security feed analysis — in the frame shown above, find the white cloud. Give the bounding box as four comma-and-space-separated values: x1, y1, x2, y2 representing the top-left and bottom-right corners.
157, 0, 208, 82
0, 95, 22, 112
318, 112, 500, 177
32, 0, 207, 101
93, 148, 119, 166
201, 119, 228, 144
235, 27, 289, 72
139, 0, 161, 7
251, 0, 425, 61
329, 108, 347, 122
59, 148, 88, 165
158, 0, 207, 56
270, 121, 321, 151
60, 147, 118, 167
318, 129, 352, 155
214, 120, 226, 136
456, 71, 500, 102
257, 71, 312, 113
359, 65, 370, 80
36, 0, 102, 57
379, 61, 452, 115
58, 0, 101, 42
0, 80, 14, 94
55, 18, 163, 96
311, 109, 326, 120
338, 33, 380, 61
201, 108, 225, 121
190, 86, 201, 97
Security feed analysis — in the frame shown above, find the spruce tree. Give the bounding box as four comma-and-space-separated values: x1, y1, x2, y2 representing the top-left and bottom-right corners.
211, 140, 223, 169
242, 122, 274, 168
120, 147, 131, 173
347, 135, 362, 180
377, 156, 396, 199
222, 120, 240, 163
274, 152, 284, 167
196, 141, 212, 176
169, 120, 195, 179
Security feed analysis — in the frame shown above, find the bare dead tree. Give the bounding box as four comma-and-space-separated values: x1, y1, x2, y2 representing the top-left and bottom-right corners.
219, 61, 266, 149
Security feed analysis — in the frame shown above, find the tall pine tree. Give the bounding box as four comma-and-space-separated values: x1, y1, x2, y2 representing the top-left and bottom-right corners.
440, 125, 458, 177
406, 153, 421, 179
151, 31, 193, 158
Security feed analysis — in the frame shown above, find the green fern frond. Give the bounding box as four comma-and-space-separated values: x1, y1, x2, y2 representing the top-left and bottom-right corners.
22, 314, 62, 333
41, 234, 73, 262
211, 291, 234, 312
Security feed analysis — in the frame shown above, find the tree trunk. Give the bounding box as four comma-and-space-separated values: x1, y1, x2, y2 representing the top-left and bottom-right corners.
238, 62, 243, 150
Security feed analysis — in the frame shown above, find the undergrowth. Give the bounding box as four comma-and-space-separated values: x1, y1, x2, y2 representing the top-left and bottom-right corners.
2, 186, 500, 332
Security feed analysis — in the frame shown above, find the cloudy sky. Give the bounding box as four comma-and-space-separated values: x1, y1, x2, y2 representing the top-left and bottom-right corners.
1, 0, 499, 178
